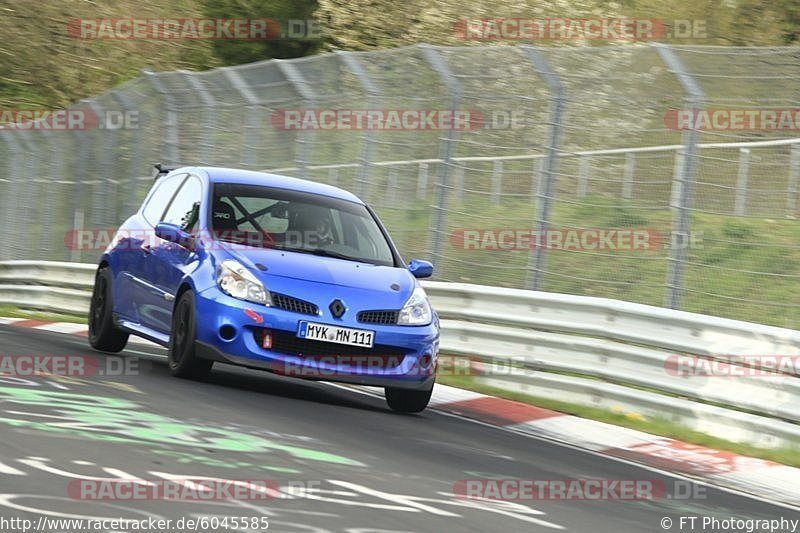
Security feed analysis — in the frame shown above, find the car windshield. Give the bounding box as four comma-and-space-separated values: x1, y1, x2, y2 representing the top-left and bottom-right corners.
210, 183, 396, 267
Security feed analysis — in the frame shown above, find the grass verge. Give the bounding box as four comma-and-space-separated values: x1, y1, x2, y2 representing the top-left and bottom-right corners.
0, 305, 86, 324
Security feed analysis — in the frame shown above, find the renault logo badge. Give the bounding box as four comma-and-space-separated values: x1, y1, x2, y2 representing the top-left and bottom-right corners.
329, 299, 346, 318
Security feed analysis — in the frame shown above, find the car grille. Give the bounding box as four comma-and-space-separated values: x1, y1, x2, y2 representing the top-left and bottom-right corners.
271, 293, 319, 316
254, 329, 411, 360
357, 310, 399, 325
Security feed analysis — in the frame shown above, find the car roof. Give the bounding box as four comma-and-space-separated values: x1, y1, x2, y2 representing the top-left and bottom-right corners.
170, 166, 364, 204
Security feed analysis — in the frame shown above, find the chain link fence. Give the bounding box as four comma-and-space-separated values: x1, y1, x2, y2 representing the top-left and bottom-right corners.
2, 43, 800, 328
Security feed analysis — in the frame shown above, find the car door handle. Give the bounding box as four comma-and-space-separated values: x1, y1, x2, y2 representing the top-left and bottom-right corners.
141, 244, 152, 254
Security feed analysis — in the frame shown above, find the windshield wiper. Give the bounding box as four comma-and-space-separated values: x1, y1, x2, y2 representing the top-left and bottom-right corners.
216, 236, 251, 247
282, 246, 362, 262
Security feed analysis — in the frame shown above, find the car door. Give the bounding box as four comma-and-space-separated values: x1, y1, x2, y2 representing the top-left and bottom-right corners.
116, 173, 186, 324
142, 175, 204, 334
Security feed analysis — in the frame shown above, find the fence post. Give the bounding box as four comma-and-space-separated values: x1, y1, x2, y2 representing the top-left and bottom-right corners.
622, 152, 635, 200
786, 143, 800, 215
22, 129, 47, 260
452, 165, 464, 204
734, 148, 751, 216
386, 166, 398, 205
416, 162, 429, 199
72, 121, 90, 264
491, 160, 503, 205
81, 99, 114, 235
274, 60, 315, 179
327, 167, 339, 186
420, 44, 461, 265
37, 130, 63, 260
522, 46, 566, 291
111, 87, 147, 216
144, 70, 180, 165
670, 151, 684, 208
532, 157, 544, 198
182, 71, 217, 164
338, 51, 382, 200
577, 155, 591, 197
222, 66, 262, 168
654, 44, 705, 310
0, 132, 22, 261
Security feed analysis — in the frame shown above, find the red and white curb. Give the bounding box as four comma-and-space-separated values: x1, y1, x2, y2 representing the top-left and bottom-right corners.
2, 316, 799, 508
425, 384, 800, 507
0, 317, 161, 348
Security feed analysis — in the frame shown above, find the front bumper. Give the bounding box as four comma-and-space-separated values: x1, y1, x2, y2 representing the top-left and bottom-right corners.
193, 285, 439, 390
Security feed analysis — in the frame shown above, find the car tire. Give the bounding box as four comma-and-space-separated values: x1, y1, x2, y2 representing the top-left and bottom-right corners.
88, 266, 129, 353
168, 289, 213, 379
385, 382, 434, 413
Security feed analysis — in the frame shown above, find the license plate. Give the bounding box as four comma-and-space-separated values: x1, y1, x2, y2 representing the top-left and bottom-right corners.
297, 321, 375, 348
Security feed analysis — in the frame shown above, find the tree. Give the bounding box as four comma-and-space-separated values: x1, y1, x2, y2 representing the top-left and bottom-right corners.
204, 0, 321, 64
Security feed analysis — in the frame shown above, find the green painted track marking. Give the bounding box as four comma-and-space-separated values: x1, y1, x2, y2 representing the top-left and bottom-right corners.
0, 386, 363, 466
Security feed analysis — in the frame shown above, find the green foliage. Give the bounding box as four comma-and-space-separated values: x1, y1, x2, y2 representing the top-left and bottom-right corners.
730, 0, 800, 45
0, 0, 218, 109
203, 0, 321, 64
4, 0, 800, 109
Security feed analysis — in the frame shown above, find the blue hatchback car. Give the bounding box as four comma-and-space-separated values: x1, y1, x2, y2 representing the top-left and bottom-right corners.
88, 166, 439, 412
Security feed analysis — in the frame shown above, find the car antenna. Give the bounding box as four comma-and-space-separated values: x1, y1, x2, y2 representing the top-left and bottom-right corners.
153, 163, 182, 180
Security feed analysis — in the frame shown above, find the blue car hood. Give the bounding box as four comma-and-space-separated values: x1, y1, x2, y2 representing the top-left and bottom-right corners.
218, 243, 415, 294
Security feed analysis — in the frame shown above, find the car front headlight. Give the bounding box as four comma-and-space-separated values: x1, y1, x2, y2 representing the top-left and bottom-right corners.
397, 286, 432, 326
217, 260, 270, 305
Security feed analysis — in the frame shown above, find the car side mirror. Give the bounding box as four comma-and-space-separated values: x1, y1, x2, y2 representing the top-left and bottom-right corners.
155, 222, 195, 251
408, 259, 434, 278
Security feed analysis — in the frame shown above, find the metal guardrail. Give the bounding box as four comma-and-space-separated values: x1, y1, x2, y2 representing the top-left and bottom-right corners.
0, 261, 95, 315
423, 281, 800, 449
2, 261, 798, 449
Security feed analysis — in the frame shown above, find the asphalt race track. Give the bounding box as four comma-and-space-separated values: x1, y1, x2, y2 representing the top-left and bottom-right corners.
0, 324, 797, 533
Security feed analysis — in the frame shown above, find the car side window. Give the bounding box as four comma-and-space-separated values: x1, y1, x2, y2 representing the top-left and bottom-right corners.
142, 174, 186, 226
162, 176, 202, 231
